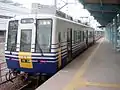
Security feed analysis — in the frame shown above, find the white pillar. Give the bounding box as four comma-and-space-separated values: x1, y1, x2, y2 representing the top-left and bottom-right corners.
54, 0, 57, 8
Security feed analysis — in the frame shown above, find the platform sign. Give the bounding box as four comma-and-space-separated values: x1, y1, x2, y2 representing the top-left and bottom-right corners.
18, 52, 33, 68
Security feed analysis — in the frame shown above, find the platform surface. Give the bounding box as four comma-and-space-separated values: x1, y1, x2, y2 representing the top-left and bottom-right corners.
37, 38, 120, 90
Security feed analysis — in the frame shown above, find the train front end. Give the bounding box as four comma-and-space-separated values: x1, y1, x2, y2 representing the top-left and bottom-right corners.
5, 17, 58, 75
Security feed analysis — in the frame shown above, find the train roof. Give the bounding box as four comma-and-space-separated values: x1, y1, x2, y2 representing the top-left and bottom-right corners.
9, 13, 94, 29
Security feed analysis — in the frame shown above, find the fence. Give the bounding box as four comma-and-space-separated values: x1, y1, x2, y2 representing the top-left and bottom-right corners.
0, 36, 5, 43
0, 62, 8, 84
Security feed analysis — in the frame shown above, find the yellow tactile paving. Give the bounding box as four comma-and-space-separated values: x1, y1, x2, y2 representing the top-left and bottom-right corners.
85, 82, 120, 88
63, 39, 104, 90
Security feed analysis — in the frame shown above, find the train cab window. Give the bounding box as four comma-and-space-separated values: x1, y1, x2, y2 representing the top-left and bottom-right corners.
35, 19, 52, 52
20, 29, 32, 52
7, 20, 18, 51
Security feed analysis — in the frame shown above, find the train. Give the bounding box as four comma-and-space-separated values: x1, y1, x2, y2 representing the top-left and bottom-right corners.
5, 10, 103, 76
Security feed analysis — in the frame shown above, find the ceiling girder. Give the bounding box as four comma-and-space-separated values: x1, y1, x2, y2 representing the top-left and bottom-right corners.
79, 0, 120, 26
85, 4, 120, 13
84, 0, 120, 4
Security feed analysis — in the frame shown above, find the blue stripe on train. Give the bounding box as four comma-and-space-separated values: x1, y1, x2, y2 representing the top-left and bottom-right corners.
6, 55, 68, 74
6, 58, 58, 74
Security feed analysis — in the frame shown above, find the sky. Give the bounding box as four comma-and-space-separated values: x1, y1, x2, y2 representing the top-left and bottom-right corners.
12, 0, 100, 28
12, 0, 90, 17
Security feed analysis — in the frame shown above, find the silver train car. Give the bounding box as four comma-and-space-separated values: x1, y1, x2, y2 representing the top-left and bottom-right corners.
5, 12, 96, 75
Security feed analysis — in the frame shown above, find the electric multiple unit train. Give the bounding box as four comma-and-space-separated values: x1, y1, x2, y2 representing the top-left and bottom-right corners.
5, 12, 103, 75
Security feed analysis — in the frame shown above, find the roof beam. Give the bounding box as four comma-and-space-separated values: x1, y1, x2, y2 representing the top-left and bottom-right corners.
85, 4, 119, 13
88, 9, 117, 13
100, 0, 104, 14
97, 19, 110, 25
78, 0, 120, 25
84, 0, 120, 4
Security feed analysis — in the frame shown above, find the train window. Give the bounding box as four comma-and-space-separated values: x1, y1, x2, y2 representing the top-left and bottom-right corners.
58, 32, 61, 43
35, 19, 52, 52
20, 29, 32, 52
7, 20, 18, 51
83, 31, 84, 41
77, 31, 79, 42
63, 32, 66, 39
83, 31, 85, 41
21, 18, 34, 24
81, 31, 84, 41
78, 31, 81, 41
74, 31, 75, 43
79, 31, 81, 41
74, 31, 77, 43
89, 31, 93, 38
77, 31, 79, 41
76, 31, 78, 42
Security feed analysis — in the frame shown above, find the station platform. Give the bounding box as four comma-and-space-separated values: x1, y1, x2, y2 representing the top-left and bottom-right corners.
36, 38, 120, 90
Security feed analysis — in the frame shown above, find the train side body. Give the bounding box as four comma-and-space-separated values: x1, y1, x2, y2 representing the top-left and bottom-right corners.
5, 14, 96, 75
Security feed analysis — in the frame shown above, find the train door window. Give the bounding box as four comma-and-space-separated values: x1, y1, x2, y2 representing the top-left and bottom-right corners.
89, 31, 93, 38
7, 20, 18, 51
82, 31, 84, 41
74, 31, 76, 43
76, 31, 78, 42
63, 31, 67, 42
75, 31, 77, 43
78, 31, 80, 41
63, 32, 66, 39
58, 32, 61, 44
83, 31, 84, 41
20, 29, 32, 52
80, 31, 81, 42
84, 31, 86, 41
77, 31, 79, 41
81, 31, 82, 41
77, 31, 79, 42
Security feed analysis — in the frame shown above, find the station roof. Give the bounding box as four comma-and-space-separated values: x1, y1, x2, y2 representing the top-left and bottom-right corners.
0, 0, 22, 6
79, 0, 120, 26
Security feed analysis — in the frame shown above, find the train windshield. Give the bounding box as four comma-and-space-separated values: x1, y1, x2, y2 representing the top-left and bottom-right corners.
7, 20, 18, 51
35, 19, 52, 52
20, 29, 32, 52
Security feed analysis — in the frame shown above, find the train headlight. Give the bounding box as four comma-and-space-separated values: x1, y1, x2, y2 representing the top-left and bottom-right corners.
39, 20, 51, 25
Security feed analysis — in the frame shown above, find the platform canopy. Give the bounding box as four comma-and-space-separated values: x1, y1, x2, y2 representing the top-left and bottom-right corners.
0, 0, 22, 6
79, 0, 120, 26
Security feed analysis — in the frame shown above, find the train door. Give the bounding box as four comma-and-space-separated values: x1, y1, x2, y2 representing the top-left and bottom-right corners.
86, 30, 88, 46
93, 30, 95, 43
18, 18, 35, 69
67, 28, 72, 62
58, 32, 62, 68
